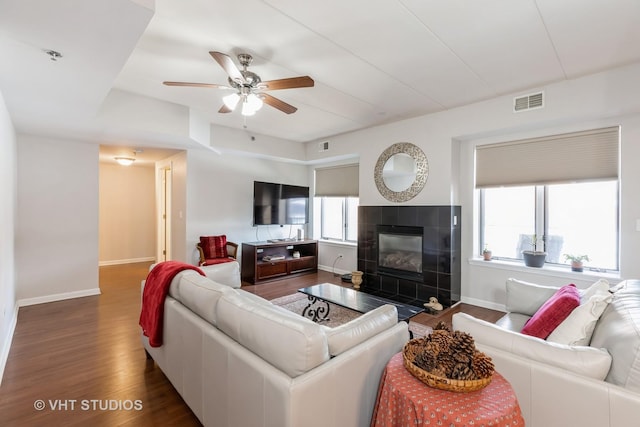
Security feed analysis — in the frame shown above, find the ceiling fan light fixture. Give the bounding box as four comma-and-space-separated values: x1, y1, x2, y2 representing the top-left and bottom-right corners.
247, 93, 263, 111
115, 157, 135, 166
223, 93, 240, 110
241, 102, 256, 116
166, 51, 312, 115
241, 94, 263, 116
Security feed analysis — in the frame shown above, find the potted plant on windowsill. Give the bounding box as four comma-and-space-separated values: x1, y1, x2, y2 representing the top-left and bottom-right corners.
522, 234, 547, 268
563, 254, 590, 272
482, 244, 492, 261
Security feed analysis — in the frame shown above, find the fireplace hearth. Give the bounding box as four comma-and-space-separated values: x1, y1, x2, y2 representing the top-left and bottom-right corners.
358, 205, 461, 308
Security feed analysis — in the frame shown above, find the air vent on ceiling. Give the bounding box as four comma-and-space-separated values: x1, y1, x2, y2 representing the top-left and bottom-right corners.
514, 91, 544, 112
318, 141, 329, 152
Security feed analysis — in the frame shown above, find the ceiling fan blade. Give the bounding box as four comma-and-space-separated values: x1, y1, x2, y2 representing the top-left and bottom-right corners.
260, 76, 314, 91
218, 104, 233, 113
163, 81, 231, 89
262, 93, 298, 114
209, 51, 245, 84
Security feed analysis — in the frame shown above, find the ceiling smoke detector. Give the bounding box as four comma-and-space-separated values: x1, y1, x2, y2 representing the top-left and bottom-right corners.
45, 50, 63, 61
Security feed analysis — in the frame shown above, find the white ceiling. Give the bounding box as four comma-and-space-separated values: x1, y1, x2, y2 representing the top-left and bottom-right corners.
1, 0, 639, 147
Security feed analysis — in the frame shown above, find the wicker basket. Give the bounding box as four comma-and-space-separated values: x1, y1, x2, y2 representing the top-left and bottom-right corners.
402, 338, 492, 393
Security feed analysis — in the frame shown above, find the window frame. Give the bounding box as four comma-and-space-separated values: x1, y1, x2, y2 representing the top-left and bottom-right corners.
479, 181, 620, 272
318, 196, 358, 243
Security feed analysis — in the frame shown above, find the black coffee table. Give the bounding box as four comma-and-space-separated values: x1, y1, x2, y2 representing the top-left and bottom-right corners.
298, 283, 424, 323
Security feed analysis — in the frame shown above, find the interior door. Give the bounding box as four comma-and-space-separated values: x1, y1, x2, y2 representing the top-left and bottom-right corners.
158, 165, 172, 261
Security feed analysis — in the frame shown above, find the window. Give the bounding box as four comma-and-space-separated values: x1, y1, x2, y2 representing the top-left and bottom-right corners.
317, 197, 358, 242
314, 164, 359, 243
476, 126, 619, 272
480, 181, 618, 271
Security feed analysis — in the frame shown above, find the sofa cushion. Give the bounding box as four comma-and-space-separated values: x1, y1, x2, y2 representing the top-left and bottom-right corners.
495, 312, 530, 332
200, 235, 228, 259
235, 289, 274, 306
167, 268, 201, 300
323, 305, 398, 356
506, 278, 559, 316
453, 312, 612, 380
201, 257, 234, 266
216, 292, 329, 378
200, 261, 241, 289
547, 284, 612, 346
590, 280, 640, 392
521, 284, 580, 339
169, 273, 235, 326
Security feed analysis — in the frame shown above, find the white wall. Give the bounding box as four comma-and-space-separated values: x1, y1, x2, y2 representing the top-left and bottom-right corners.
16, 135, 100, 304
99, 162, 156, 265
305, 62, 640, 309
306, 120, 454, 206
210, 124, 307, 162
0, 90, 17, 383
183, 147, 310, 265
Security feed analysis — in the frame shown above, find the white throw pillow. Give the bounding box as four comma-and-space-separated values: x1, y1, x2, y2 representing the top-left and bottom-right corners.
579, 278, 610, 301
547, 283, 612, 346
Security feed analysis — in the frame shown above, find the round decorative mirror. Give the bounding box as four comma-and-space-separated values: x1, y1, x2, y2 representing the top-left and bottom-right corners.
374, 142, 428, 202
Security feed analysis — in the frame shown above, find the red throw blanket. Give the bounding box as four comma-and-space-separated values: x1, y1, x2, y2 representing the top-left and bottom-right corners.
139, 261, 205, 347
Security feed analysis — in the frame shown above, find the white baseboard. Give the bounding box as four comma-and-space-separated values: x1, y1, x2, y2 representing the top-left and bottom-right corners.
318, 264, 351, 277
0, 302, 19, 386
18, 288, 102, 307
99, 257, 155, 267
460, 296, 505, 312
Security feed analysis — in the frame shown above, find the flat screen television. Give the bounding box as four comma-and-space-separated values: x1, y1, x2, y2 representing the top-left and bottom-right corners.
253, 181, 309, 225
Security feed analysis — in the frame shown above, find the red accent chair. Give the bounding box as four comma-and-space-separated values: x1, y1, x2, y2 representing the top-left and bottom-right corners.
196, 235, 239, 266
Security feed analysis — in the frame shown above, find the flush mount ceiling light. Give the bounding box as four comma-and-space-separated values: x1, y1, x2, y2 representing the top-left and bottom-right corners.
114, 148, 143, 166
115, 157, 135, 166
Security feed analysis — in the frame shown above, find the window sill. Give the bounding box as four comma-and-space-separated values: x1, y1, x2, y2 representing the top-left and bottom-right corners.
468, 257, 621, 281
317, 239, 357, 248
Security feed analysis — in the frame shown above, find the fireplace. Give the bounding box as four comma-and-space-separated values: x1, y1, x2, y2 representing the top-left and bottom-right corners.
377, 225, 423, 280
358, 205, 461, 308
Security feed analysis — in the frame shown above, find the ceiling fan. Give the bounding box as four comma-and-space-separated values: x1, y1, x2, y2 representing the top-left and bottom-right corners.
163, 51, 314, 116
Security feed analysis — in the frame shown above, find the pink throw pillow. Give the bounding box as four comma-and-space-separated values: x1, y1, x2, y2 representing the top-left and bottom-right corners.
521, 284, 580, 339
200, 235, 228, 259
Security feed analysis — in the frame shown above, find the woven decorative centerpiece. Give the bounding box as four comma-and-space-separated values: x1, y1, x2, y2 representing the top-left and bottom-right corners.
403, 321, 494, 392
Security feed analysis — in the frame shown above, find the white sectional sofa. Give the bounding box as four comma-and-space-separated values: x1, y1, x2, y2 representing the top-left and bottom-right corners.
200, 260, 242, 289
453, 278, 640, 427
141, 264, 409, 427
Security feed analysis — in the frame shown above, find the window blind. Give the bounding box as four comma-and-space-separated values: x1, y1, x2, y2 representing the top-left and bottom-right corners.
475, 126, 619, 188
315, 164, 359, 197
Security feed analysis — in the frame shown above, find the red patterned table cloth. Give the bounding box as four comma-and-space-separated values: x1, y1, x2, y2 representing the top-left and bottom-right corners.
371, 353, 525, 427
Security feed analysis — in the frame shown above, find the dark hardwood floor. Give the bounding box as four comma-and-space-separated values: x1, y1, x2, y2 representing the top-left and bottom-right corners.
0, 263, 503, 426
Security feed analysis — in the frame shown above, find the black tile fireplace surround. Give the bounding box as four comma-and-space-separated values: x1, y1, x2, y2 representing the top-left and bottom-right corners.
357, 205, 461, 309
